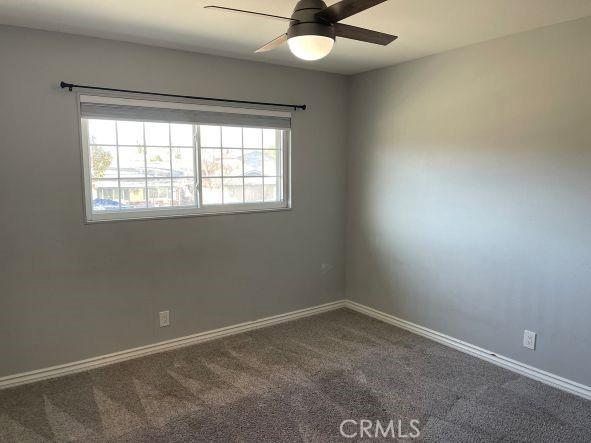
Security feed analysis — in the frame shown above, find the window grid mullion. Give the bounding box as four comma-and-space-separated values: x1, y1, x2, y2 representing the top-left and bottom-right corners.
195, 125, 202, 208
168, 123, 174, 206
282, 130, 288, 202
142, 123, 148, 208
241, 128, 245, 203
220, 126, 224, 204
115, 121, 122, 210
262, 130, 266, 179
278, 130, 283, 202
188, 175, 276, 179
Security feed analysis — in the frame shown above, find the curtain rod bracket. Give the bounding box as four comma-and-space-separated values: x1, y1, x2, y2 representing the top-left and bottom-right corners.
59, 81, 306, 111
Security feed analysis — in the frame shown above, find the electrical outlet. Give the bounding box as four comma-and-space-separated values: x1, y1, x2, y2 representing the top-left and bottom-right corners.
523, 330, 536, 350
159, 310, 170, 328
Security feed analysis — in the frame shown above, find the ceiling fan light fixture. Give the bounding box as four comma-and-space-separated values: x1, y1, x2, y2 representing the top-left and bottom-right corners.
287, 35, 334, 61
207, 0, 397, 62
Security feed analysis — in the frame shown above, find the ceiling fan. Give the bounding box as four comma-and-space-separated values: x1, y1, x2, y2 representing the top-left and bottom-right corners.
205, 0, 397, 61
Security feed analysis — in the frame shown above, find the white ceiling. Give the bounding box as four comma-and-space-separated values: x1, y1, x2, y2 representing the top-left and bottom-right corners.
1, 0, 591, 75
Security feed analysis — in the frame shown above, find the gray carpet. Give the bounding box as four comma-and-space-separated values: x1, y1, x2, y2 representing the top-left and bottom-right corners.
1, 309, 590, 442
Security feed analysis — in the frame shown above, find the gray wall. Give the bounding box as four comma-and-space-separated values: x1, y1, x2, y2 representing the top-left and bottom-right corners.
347, 17, 591, 386
3, 16, 590, 386
0, 26, 348, 377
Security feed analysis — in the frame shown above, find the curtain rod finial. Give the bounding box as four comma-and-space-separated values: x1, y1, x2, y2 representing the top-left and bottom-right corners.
60, 81, 73, 91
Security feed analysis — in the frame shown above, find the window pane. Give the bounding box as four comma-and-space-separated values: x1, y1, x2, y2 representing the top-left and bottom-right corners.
243, 128, 262, 149
244, 177, 263, 203
148, 178, 172, 208
263, 129, 278, 149
117, 121, 143, 146
222, 126, 242, 148
84, 112, 288, 221
263, 150, 278, 177
200, 125, 221, 147
243, 150, 263, 176
201, 149, 222, 177
223, 178, 243, 204
264, 177, 280, 202
171, 124, 193, 146
88, 120, 116, 145
202, 178, 222, 205
145, 122, 169, 146
120, 179, 147, 208
146, 147, 171, 177
119, 146, 146, 178
222, 149, 242, 176
173, 178, 195, 206
92, 180, 119, 211
90, 146, 118, 178
171, 148, 194, 177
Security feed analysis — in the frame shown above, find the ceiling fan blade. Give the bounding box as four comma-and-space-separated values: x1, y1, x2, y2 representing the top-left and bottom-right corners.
204, 6, 294, 22
255, 34, 288, 53
334, 23, 397, 45
316, 0, 388, 23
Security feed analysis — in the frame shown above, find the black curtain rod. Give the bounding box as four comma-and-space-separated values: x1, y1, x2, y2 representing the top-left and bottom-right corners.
60, 81, 306, 111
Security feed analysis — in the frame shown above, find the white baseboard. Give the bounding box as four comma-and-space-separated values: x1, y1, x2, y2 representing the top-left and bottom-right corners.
0, 300, 346, 390
344, 300, 591, 401
2, 298, 590, 402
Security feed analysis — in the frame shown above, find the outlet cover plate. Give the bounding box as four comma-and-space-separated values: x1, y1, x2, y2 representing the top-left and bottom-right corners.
159, 310, 170, 328
523, 330, 536, 350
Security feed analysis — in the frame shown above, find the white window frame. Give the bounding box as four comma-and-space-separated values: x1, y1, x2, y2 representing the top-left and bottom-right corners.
78, 94, 292, 223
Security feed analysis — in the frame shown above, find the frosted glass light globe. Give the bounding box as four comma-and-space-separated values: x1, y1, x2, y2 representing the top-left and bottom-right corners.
288, 35, 334, 61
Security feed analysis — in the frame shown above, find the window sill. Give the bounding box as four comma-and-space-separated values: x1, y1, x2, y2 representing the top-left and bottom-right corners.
85, 202, 291, 224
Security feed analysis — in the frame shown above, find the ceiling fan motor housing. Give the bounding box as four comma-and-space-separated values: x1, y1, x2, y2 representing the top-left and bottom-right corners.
288, 0, 335, 40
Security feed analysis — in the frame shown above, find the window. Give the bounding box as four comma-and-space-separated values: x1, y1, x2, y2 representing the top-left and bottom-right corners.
79, 95, 291, 222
